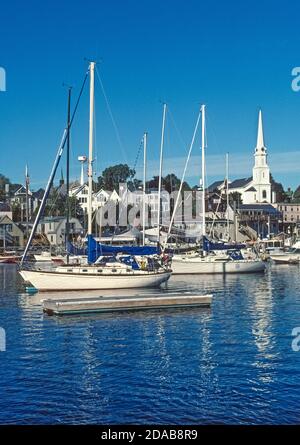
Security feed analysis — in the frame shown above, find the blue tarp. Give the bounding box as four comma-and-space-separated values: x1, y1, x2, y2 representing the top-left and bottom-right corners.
67, 241, 87, 256
77, 236, 160, 263
203, 236, 246, 252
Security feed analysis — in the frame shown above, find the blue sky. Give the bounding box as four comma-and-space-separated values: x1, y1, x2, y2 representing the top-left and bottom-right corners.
1, 0, 300, 190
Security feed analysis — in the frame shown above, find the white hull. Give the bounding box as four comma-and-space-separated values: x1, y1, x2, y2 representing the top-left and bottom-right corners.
34, 254, 60, 262
270, 253, 300, 264
171, 257, 265, 274
19, 268, 171, 291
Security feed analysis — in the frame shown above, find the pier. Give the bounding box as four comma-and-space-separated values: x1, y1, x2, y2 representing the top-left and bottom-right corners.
42, 293, 213, 316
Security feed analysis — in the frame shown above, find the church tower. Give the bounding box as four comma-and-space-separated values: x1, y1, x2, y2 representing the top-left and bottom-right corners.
252, 110, 272, 203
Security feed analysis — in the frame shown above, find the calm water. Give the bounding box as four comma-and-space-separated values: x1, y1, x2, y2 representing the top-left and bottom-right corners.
0, 263, 300, 424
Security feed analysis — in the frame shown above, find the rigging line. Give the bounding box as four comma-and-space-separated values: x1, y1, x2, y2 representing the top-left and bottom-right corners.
162, 106, 202, 252
168, 107, 187, 152
95, 66, 128, 164
110, 135, 144, 242
20, 70, 89, 264
93, 96, 98, 184
132, 136, 144, 175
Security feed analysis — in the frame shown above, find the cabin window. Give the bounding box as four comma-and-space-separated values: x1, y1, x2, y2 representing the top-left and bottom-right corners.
81, 269, 88, 273
112, 268, 117, 273
97, 269, 103, 273
67, 269, 72, 272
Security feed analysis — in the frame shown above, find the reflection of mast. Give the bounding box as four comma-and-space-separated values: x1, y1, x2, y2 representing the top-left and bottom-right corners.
78, 156, 87, 186
25, 164, 30, 239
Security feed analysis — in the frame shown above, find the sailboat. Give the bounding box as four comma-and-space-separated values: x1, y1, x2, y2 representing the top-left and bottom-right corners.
19, 62, 171, 291
169, 105, 266, 275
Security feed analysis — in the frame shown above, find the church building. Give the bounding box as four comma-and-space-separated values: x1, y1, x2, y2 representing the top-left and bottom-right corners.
208, 110, 275, 204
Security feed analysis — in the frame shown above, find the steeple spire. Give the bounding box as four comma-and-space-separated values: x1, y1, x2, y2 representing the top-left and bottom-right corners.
256, 109, 265, 152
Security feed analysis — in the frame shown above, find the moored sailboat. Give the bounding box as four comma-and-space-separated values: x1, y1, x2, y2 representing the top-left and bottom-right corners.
166, 105, 265, 275
19, 62, 171, 291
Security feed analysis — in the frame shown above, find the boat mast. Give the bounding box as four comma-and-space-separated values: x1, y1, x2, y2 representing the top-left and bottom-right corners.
157, 103, 167, 245
25, 164, 29, 240
143, 132, 147, 246
201, 104, 206, 238
87, 62, 95, 237
66, 87, 72, 264
226, 152, 229, 240
20, 69, 89, 266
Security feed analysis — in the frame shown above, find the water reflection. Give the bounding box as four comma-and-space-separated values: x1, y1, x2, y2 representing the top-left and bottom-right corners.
1, 263, 300, 423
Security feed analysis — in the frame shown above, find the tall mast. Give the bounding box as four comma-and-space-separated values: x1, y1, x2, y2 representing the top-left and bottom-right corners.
87, 62, 95, 236
157, 103, 167, 245
143, 132, 147, 246
201, 104, 206, 237
66, 87, 72, 264
25, 164, 29, 240
226, 152, 229, 240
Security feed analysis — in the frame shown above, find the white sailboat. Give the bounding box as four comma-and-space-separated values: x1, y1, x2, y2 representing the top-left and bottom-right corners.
270, 240, 300, 264
170, 105, 266, 275
19, 62, 171, 291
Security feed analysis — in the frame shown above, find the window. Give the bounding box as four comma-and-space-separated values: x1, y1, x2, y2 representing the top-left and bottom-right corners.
262, 190, 267, 199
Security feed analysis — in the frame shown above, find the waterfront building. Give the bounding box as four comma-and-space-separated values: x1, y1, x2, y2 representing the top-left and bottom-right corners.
0, 202, 12, 220
208, 110, 275, 205
69, 184, 121, 212
0, 215, 24, 248
238, 203, 281, 239
36, 216, 83, 246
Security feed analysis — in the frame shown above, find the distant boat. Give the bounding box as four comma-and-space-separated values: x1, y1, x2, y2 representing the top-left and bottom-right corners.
171, 249, 265, 274
0, 253, 21, 264
168, 105, 265, 275
19, 62, 171, 291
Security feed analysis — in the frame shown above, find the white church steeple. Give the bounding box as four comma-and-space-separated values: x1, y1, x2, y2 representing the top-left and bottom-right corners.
256, 109, 265, 151
252, 109, 271, 202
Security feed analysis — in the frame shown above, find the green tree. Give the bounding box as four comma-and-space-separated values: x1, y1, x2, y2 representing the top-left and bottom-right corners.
229, 191, 242, 207
270, 174, 286, 202
163, 173, 191, 194
98, 164, 135, 191
0, 173, 10, 200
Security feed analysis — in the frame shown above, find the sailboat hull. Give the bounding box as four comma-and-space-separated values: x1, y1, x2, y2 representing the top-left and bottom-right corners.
171, 257, 266, 274
19, 269, 171, 291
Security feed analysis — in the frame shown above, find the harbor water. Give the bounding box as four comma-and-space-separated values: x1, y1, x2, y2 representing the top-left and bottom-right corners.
0, 263, 300, 424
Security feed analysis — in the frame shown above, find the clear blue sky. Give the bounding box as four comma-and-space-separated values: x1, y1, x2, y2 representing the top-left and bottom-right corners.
1, 0, 300, 190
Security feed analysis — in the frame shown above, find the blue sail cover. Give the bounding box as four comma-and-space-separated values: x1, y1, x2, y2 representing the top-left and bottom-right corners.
67, 241, 87, 256
203, 236, 246, 252
83, 235, 160, 263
